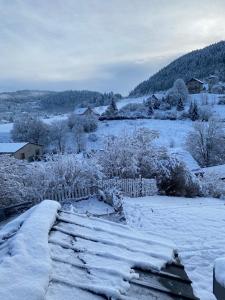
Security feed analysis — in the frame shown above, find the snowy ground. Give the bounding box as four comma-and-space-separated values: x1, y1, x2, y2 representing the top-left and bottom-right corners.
123, 196, 225, 300
89, 118, 193, 149
62, 197, 114, 215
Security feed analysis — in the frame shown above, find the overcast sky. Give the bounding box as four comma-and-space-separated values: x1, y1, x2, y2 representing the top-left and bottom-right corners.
0, 0, 225, 95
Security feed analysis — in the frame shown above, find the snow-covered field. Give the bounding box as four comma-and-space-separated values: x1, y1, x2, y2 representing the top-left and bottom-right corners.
90, 119, 193, 149
123, 196, 225, 300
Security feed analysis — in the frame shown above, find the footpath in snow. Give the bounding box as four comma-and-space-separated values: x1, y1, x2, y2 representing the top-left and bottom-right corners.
123, 196, 225, 300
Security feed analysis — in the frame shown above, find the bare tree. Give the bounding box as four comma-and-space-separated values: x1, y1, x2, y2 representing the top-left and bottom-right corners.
186, 120, 225, 167
49, 120, 68, 153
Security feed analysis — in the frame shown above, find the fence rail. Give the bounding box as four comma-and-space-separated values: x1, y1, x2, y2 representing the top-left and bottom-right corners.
43, 177, 157, 203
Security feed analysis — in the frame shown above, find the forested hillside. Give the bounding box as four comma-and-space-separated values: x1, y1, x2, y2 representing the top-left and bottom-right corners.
130, 41, 225, 96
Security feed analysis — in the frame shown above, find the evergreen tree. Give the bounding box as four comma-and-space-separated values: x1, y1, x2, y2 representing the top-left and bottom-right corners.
177, 98, 184, 111
103, 99, 118, 117
189, 102, 199, 121
147, 101, 154, 116
145, 98, 154, 116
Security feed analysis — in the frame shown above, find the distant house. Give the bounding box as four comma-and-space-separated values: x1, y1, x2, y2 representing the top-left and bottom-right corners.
74, 106, 100, 117
0, 142, 43, 161
186, 78, 204, 94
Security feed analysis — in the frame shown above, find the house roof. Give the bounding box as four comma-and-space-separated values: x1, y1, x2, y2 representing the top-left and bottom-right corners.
187, 78, 204, 84
0, 142, 28, 153
74, 107, 100, 115
0, 200, 199, 300
169, 148, 201, 172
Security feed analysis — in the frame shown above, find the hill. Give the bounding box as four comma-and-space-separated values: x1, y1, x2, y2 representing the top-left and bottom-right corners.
130, 41, 225, 96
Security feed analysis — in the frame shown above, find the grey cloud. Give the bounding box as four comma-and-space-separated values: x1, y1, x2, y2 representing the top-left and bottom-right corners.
0, 0, 225, 94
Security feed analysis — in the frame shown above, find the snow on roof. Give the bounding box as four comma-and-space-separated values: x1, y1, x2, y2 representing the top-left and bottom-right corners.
202, 164, 225, 178
0, 200, 60, 300
169, 147, 201, 172
74, 107, 87, 115
0, 200, 175, 300
188, 78, 204, 84
0, 142, 28, 153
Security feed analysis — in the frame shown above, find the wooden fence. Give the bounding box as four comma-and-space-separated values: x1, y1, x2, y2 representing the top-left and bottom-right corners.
44, 178, 157, 203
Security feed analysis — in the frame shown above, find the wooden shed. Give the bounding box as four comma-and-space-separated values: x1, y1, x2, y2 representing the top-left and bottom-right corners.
0, 142, 43, 161
186, 78, 204, 94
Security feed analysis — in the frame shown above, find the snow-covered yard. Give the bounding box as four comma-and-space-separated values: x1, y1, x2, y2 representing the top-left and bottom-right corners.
123, 196, 225, 300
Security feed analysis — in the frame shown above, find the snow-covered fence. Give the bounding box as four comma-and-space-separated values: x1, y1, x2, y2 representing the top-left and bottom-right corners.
99, 178, 158, 198
44, 185, 98, 203
43, 178, 158, 203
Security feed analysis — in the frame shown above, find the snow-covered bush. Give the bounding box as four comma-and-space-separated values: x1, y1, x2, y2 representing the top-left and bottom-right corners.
186, 120, 225, 167
0, 156, 29, 207
119, 103, 148, 118
81, 115, 98, 133
98, 128, 161, 180
201, 172, 225, 199
156, 155, 200, 197
99, 134, 139, 178
154, 110, 177, 120
44, 154, 102, 191
69, 114, 98, 133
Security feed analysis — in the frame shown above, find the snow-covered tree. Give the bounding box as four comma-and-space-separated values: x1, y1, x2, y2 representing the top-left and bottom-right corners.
99, 134, 138, 178
186, 120, 225, 167
165, 79, 189, 108
99, 128, 159, 179
144, 99, 154, 116
188, 101, 199, 121
68, 114, 98, 133
176, 98, 184, 111
102, 99, 118, 118
0, 156, 28, 207
49, 120, 68, 153
11, 115, 49, 145
173, 79, 189, 102
72, 123, 86, 153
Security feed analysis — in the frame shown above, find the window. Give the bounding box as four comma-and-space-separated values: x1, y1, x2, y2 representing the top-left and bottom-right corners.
20, 153, 25, 159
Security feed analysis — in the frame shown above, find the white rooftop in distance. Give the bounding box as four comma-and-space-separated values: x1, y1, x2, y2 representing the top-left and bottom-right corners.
0, 142, 28, 153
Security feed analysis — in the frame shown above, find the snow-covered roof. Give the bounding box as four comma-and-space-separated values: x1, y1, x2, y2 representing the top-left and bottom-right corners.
74, 107, 87, 115
0, 200, 176, 300
74, 107, 101, 115
169, 148, 201, 172
0, 142, 28, 153
202, 164, 225, 178
188, 78, 204, 84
